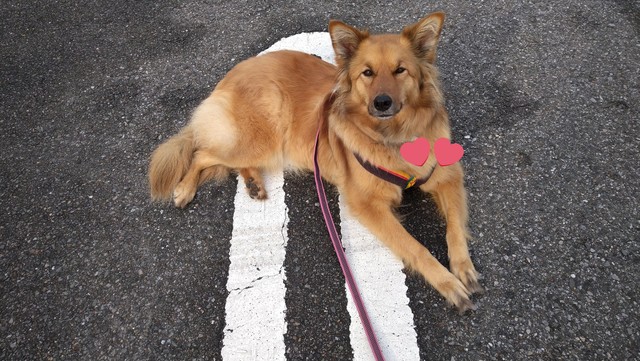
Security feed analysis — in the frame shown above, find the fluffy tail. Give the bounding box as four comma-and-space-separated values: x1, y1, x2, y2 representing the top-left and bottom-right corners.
148, 128, 194, 201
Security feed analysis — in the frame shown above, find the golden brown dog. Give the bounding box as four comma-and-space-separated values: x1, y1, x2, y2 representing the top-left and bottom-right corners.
149, 12, 482, 312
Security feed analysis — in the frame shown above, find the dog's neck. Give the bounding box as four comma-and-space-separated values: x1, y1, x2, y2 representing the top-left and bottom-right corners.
322, 91, 442, 184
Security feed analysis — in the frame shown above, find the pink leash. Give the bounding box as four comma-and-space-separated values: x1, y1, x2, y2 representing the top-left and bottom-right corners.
312, 94, 385, 361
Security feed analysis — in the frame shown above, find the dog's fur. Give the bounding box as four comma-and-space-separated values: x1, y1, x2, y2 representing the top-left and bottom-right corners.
149, 12, 482, 312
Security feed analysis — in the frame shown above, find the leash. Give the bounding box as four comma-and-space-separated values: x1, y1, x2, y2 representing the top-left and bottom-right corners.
313, 94, 386, 361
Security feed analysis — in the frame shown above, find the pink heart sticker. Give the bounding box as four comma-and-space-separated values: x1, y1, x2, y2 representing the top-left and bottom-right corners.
400, 137, 430, 166
434, 138, 464, 166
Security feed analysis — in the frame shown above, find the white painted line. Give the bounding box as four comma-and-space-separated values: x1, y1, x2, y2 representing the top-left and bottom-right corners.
221, 172, 288, 361
259, 32, 335, 63
339, 195, 421, 361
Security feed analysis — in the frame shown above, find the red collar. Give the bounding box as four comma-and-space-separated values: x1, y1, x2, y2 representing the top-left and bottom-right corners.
353, 153, 435, 189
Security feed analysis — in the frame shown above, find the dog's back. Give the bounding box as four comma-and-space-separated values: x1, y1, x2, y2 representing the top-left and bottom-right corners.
149, 51, 336, 202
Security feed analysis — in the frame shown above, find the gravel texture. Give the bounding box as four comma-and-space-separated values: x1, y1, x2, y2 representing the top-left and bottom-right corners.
1, 0, 638, 360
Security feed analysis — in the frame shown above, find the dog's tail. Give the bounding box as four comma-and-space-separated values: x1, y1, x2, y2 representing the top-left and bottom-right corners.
148, 128, 195, 201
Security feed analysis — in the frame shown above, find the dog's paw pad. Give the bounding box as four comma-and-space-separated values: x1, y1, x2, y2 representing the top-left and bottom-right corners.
245, 180, 268, 200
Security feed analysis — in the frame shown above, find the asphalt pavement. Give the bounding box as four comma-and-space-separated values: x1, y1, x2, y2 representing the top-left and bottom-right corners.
1, 0, 639, 360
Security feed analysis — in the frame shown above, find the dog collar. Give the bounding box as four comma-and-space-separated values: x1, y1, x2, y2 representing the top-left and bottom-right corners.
353, 153, 435, 189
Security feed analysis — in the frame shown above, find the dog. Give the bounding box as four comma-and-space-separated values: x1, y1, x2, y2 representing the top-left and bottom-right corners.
148, 12, 482, 312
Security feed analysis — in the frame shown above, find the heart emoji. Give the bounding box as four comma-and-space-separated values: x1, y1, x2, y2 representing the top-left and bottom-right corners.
434, 138, 464, 166
400, 137, 430, 166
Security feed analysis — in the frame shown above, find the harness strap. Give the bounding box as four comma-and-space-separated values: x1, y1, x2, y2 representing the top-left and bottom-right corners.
313, 93, 386, 361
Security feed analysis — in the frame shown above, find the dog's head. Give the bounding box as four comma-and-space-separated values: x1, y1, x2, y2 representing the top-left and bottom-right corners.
329, 13, 445, 123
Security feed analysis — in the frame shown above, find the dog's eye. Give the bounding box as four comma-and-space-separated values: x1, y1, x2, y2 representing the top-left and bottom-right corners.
395, 67, 406, 74
362, 69, 374, 77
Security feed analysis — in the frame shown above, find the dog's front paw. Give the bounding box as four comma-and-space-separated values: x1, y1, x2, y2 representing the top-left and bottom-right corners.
450, 257, 483, 295
436, 274, 476, 314
173, 182, 196, 208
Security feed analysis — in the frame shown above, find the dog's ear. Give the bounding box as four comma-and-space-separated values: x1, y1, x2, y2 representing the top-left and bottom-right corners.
329, 20, 369, 64
402, 12, 445, 64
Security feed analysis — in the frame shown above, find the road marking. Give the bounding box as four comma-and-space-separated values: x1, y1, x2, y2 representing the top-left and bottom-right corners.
339, 195, 421, 361
221, 172, 288, 360
258, 32, 336, 64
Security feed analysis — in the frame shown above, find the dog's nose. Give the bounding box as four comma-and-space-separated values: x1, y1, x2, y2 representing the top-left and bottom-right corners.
373, 94, 393, 112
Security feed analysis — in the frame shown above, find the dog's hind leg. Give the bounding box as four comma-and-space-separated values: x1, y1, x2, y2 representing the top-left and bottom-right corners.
239, 168, 268, 200
421, 165, 483, 294
173, 150, 222, 208
198, 165, 231, 186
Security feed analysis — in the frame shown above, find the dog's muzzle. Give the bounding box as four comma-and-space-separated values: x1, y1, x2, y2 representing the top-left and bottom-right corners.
369, 94, 401, 120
